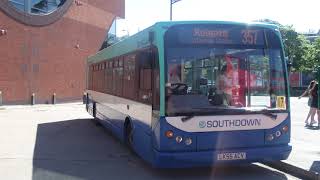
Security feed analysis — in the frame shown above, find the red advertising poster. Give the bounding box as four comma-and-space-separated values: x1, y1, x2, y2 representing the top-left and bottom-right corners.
289, 72, 300, 87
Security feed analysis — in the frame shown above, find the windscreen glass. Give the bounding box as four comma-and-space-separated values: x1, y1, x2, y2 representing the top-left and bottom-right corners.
165, 24, 287, 116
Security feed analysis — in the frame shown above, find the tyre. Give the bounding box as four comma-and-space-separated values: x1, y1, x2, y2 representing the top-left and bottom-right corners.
125, 122, 134, 150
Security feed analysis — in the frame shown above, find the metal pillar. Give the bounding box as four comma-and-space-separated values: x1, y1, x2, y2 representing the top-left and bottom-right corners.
83, 93, 87, 104
25, 0, 31, 13
170, 1, 172, 21
317, 66, 320, 110
0, 91, 2, 106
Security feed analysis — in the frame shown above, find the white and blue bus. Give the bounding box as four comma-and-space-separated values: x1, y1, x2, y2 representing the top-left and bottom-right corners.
86, 21, 291, 168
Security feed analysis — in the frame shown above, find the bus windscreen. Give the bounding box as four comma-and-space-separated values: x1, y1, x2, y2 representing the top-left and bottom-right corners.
164, 24, 287, 116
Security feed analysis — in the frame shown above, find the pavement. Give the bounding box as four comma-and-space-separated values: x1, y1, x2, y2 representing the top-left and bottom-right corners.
265, 97, 320, 180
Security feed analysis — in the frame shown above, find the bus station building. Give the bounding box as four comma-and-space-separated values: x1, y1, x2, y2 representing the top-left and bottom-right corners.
0, 0, 124, 104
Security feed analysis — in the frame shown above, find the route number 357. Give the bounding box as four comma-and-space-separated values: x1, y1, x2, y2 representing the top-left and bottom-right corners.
241, 30, 258, 45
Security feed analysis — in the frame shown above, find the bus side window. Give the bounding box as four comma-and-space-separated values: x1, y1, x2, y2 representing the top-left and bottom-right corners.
152, 50, 160, 111
107, 61, 114, 94
104, 61, 108, 93
112, 59, 117, 94
89, 65, 94, 90
93, 64, 97, 91
138, 51, 152, 104
115, 57, 124, 97
100, 62, 105, 93
123, 54, 137, 100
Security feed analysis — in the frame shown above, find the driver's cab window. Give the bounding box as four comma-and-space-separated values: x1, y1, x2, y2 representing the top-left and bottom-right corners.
184, 58, 215, 95
166, 53, 244, 106
167, 57, 218, 97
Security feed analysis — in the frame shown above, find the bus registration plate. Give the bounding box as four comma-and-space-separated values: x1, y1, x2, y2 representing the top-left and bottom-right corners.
217, 152, 246, 160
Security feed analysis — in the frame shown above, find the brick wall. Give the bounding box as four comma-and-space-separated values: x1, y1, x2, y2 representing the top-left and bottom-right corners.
0, 0, 124, 104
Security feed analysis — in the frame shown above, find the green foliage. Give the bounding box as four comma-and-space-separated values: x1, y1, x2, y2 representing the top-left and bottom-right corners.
298, 35, 316, 72
314, 37, 320, 65
279, 25, 301, 71
255, 19, 320, 72
255, 19, 281, 26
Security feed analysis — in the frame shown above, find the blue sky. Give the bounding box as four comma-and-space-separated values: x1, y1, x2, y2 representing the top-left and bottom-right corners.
116, 0, 319, 36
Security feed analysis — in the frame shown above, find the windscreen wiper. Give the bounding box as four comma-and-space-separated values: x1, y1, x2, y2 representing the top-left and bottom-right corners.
260, 109, 278, 120
180, 108, 226, 122
181, 115, 194, 122
180, 108, 278, 122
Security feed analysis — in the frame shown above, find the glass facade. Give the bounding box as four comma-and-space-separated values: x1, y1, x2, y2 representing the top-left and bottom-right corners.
9, 0, 65, 15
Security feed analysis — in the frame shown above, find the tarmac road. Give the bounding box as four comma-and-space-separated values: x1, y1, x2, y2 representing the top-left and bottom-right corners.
0, 102, 300, 180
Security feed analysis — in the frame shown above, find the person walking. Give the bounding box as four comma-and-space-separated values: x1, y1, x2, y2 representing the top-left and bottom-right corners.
299, 80, 316, 126
310, 82, 319, 126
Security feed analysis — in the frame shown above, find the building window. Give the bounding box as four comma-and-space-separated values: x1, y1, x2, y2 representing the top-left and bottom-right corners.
9, 0, 66, 15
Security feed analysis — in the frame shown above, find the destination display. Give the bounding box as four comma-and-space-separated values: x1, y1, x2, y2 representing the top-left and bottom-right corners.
165, 24, 275, 47
185, 26, 264, 45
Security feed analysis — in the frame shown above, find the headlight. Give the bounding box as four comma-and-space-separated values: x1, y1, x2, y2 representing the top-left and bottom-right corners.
275, 130, 282, 137
175, 136, 183, 143
266, 134, 274, 141
185, 138, 192, 145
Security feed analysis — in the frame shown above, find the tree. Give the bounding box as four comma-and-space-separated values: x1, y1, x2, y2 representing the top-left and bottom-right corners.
279, 25, 302, 71
254, 19, 313, 72
255, 19, 281, 26
314, 37, 320, 67
298, 35, 316, 72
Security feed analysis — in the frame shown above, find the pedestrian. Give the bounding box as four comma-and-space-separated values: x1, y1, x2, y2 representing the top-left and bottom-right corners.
310, 82, 320, 126
298, 80, 316, 126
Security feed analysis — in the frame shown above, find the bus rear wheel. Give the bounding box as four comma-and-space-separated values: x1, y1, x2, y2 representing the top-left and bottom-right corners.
125, 122, 134, 150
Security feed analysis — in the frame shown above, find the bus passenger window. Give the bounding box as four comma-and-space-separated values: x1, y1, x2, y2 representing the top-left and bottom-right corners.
138, 52, 153, 104
123, 54, 137, 100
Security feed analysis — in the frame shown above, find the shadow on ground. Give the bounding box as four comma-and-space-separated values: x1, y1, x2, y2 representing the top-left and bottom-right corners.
32, 119, 290, 180
305, 125, 320, 130
310, 161, 320, 174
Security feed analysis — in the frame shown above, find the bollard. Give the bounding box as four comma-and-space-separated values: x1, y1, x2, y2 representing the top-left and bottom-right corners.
31, 93, 35, 105
52, 93, 56, 105
85, 93, 89, 111
86, 93, 89, 104
83, 92, 87, 104
0, 91, 2, 106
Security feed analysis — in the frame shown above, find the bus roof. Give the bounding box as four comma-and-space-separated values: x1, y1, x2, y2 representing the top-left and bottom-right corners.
87, 21, 279, 64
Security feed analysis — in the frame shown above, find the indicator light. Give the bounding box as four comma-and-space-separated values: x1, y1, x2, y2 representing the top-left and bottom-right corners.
282, 126, 289, 133
165, 130, 174, 138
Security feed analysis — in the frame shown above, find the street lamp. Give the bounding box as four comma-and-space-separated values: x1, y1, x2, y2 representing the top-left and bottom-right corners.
170, 0, 182, 21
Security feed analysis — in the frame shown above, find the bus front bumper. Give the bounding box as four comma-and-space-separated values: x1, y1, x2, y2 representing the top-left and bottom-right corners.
152, 145, 292, 168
